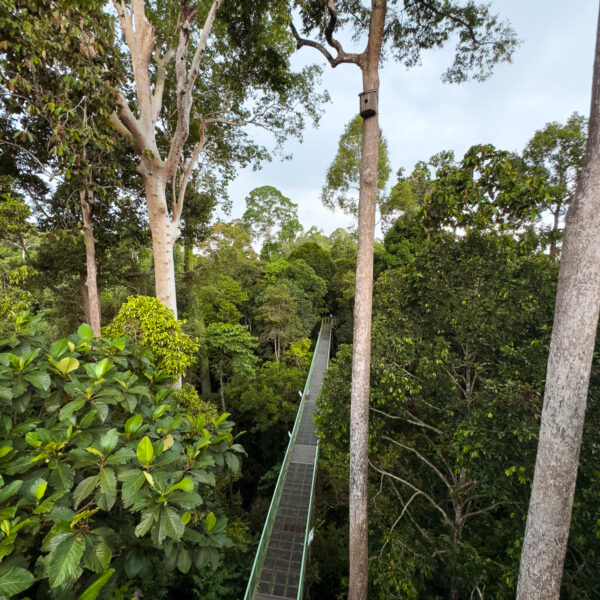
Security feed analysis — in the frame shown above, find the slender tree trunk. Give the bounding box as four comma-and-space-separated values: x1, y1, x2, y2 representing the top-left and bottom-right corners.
200, 356, 212, 395
197, 315, 212, 396
348, 3, 386, 599
80, 190, 101, 336
144, 175, 179, 317
80, 272, 91, 326
517, 9, 600, 599
550, 202, 561, 259
184, 241, 195, 273
219, 361, 226, 413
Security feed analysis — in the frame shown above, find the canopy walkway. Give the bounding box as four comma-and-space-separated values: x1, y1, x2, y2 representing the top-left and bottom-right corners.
244, 319, 333, 600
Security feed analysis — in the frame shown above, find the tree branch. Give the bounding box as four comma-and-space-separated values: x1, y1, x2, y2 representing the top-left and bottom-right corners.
289, 4, 364, 69
166, 0, 223, 178
369, 459, 450, 524
381, 435, 451, 490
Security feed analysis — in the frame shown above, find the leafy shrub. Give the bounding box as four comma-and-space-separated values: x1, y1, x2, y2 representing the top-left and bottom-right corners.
103, 295, 198, 378
0, 315, 244, 598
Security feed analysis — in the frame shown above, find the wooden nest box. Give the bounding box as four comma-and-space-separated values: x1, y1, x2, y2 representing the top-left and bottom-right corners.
359, 90, 377, 118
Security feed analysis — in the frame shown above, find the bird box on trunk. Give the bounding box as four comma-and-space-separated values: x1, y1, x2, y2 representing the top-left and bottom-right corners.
359, 90, 377, 118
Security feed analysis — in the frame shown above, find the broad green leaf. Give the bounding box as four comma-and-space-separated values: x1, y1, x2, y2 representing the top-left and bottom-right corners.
119, 470, 145, 506
83, 535, 112, 573
0, 446, 12, 459
152, 404, 170, 421
157, 506, 185, 543
181, 512, 191, 525
124, 414, 142, 435
35, 480, 48, 501
97, 468, 117, 511
94, 358, 112, 379
78, 568, 115, 600
85, 446, 104, 459
135, 511, 155, 538
0, 567, 35, 597
205, 512, 216, 533
225, 453, 240, 473
215, 413, 230, 425
166, 477, 193, 494
56, 357, 80, 376
77, 324, 94, 340
60, 399, 86, 421
143, 471, 154, 488
49, 338, 69, 358
99, 468, 116, 496
24, 371, 51, 391
0, 480, 22, 504
47, 532, 85, 587
105, 447, 135, 465
49, 462, 75, 492
163, 434, 174, 451
73, 476, 98, 509
0, 386, 13, 400
136, 436, 154, 465
99, 428, 118, 455
176, 546, 191, 574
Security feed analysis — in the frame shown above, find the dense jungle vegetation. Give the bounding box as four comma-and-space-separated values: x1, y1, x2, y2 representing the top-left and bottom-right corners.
1, 0, 599, 598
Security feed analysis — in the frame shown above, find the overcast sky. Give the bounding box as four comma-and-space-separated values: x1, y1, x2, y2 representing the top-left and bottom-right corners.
222, 1, 598, 237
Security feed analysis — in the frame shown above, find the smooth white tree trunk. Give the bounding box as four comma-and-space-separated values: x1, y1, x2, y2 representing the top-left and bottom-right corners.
517, 7, 600, 598
144, 175, 179, 317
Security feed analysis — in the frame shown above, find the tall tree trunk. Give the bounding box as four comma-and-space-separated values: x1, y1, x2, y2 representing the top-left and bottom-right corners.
80, 190, 101, 336
144, 175, 179, 317
184, 241, 195, 273
197, 315, 212, 396
200, 356, 212, 395
348, 3, 386, 599
80, 272, 91, 326
219, 361, 226, 413
517, 9, 600, 599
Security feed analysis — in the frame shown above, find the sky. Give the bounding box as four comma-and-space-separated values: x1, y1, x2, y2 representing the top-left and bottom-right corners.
223, 1, 599, 238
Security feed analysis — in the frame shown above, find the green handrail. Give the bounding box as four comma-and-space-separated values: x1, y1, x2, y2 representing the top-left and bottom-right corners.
297, 319, 332, 599
243, 320, 328, 600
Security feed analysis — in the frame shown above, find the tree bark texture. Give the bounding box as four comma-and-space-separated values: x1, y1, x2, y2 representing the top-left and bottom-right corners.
348, 3, 386, 599
80, 190, 101, 336
144, 174, 179, 317
80, 273, 91, 327
516, 8, 600, 599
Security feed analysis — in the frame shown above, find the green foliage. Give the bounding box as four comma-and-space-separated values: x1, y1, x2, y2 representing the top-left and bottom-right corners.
256, 284, 301, 360
287, 242, 335, 282
104, 296, 198, 379
321, 115, 391, 216
0, 314, 244, 597
242, 186, 301, 259
261, 258, 327, 336
317, 231, 561, 598
195, 275, 248, 325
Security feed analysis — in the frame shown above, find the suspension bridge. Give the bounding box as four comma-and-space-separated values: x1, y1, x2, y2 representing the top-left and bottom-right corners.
244, 319, 333, 600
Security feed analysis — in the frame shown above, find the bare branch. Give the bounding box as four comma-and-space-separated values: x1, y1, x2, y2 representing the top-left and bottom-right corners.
166, 0, 223, 177
381, 435, 452, 490
152, 48, 174, 122
289, 2, 364, 70
370, 405, 443, 435
369, 459, 450, 524
0, 141, 57, 178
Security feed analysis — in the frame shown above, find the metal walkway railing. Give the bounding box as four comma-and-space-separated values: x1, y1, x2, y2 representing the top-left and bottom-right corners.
244, 319, 333, 600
